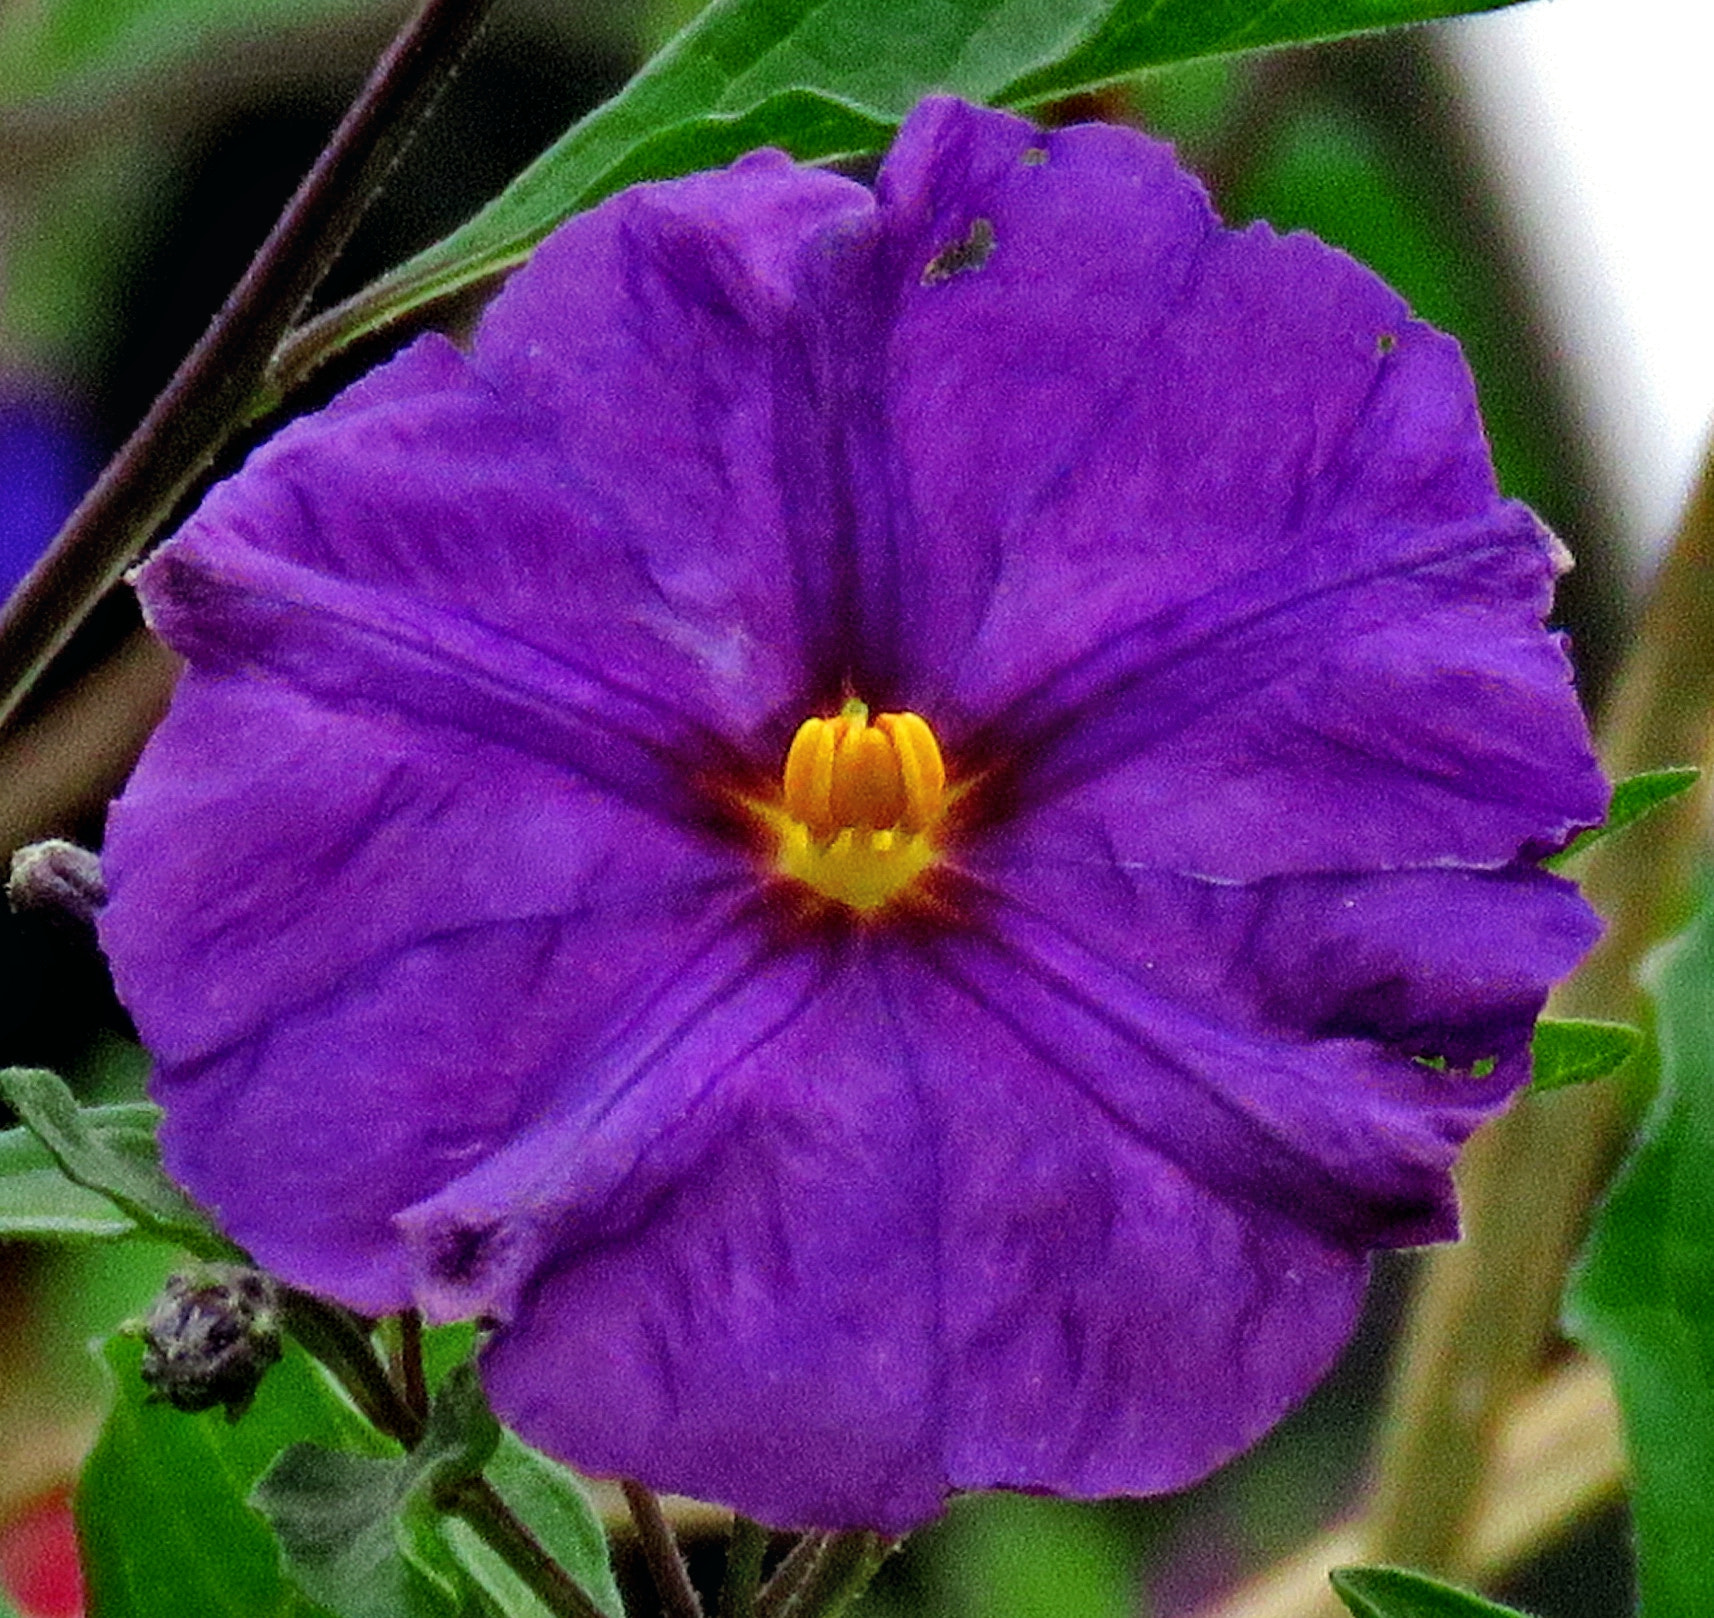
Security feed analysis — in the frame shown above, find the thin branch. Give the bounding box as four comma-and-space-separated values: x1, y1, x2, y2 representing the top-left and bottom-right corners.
0, 0, 501, 732
280, 1289, 424, 1448
622, 1478, 705, 1618
754, 1533, 828, 1618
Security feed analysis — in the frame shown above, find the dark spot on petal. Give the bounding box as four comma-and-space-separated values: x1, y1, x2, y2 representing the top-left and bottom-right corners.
432, 1221, 499, 1287
1376, 331, 1397, 356
1021, 146, 1049, 166
922, 217, 996, 286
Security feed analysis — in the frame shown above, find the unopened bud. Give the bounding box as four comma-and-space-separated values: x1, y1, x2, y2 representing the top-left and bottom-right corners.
135, 1265, 282, 1420
7, 839, 106, 927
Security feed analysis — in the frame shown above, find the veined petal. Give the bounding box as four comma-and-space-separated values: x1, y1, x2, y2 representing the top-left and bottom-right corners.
423, 941, 948, 1530
100, 673, 754, 1310
836, 98, 1602, 871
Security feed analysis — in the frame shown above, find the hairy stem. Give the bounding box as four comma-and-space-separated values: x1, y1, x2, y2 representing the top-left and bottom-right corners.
280, 1290, 424, 1447
754, 1533, 828, 1618
760, 1532, 893, 1618
622, 1478, 705, 1618
0, 0, 500, 731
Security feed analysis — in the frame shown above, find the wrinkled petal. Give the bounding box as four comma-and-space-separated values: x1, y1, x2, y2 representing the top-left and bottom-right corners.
461, 938, 1371, 1528
98, 95, 1608, 1535
827, 99, 1603, 872
101, 673, 757, 1310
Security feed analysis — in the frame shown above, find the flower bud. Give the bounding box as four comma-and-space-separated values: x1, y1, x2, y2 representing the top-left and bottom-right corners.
7, 840, 106, 928
135, 1265, 282, 1420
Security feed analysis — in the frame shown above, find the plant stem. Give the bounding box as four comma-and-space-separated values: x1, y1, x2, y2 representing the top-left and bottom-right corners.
758, 1532, 892, 1618
622, 1478, 705, 1618
397, 1308, 429, 1423
449, 1474, 614, 1618
1362, 429, 1714, 1574
288, 1292, 612, 1618
754, 1533, 828, 1618
718, 1517, 771, 1618
0, 0, 501, 733
280, 1289, 424, 1447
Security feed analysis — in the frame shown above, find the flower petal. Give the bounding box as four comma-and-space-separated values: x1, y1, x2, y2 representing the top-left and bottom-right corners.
100, 672, 754, 1310
839, 98, 1602, 871
462, 933, 1375, 1528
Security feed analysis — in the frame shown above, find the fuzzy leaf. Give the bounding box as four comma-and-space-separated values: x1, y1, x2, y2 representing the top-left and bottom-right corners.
0, 1069, 232, 1257
0, 1103, 159, 1240
251, 1366, 499, 1618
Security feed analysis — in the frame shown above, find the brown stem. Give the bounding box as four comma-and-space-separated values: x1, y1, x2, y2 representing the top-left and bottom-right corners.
622, 1478, 705, 1618
396, 1308, 429, 1424
0, 0, 501, 733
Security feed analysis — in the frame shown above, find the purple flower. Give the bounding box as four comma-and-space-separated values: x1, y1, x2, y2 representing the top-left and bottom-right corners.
99, 98, 1605, 1530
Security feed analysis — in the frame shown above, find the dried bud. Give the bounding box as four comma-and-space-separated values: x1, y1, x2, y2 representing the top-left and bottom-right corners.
7, 840, 106, 927
136, 1265, 282, 1420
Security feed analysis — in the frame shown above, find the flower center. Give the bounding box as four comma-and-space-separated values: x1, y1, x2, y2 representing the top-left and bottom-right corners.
774, 699, 946, 913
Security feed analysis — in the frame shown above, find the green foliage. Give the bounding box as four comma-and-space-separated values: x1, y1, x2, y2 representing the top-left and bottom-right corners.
1330, 1566, 1532, 1617
1565, 888, 1714, 1616
78, 1333, 382, 1618
0, 1102, 157, 1240
290, 0, 1531, 380
1544, 768, 1701, 870
251, 1366, 500, 1618
1528, 1018, 1644, 1095
0, 1069, 233, 1257
995, 0, 1529, 104
439, 1434, 624, 1618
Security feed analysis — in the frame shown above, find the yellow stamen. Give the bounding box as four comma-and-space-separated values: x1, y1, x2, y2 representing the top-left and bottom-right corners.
775, 700, 947, 912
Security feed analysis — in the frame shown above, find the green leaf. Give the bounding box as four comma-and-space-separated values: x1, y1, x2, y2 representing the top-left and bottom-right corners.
1330, 1566, 1532, 1617
440, 1432, 623, 1618
1544, 767, 1700, 870
252, 1366, 499, 1618
995, 0, 1531, 105
0, 1069, 233, 1257
1565, 888, 1714, 1616
288, 0, 1532, 378
1529, 1018, 1644, 1095
0, 1103, 160, 1240
78, 1332, 382, 1618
